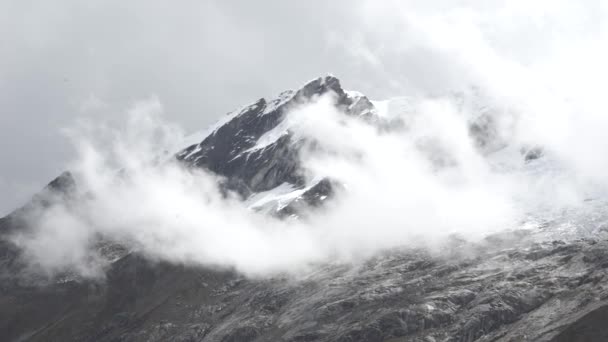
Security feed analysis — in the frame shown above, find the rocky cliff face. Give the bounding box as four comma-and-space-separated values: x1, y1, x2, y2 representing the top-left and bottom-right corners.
1, 76, 608, 342
175, 76, 374, 216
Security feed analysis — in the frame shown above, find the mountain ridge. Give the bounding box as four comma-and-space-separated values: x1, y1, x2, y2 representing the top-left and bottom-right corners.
1, 76, 608, 341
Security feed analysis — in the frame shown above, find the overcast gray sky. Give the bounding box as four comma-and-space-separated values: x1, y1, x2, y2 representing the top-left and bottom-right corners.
1, 0, 606, 215
0, 0, 365, 215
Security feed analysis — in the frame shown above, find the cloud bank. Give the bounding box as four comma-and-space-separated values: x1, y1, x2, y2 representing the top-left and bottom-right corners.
7, 0, 608, 278
10, 89, 608, 278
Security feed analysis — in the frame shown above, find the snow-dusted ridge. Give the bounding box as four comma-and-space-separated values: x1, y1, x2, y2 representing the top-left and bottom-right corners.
6, 75, 608, 341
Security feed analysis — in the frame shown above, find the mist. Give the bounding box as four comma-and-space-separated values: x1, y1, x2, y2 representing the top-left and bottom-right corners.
10, 90, 608, 278
7, 0, 608, 278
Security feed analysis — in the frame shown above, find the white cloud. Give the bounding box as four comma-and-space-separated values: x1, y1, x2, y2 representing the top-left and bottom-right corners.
7, 0, 608, 278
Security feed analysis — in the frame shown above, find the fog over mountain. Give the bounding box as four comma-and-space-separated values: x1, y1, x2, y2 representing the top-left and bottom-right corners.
3, 0, 608, 215
3, 1, 608, 341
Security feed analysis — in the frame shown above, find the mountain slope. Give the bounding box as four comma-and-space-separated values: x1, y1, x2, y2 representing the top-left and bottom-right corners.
176, 75, 373, 216
1, 76, 608, 341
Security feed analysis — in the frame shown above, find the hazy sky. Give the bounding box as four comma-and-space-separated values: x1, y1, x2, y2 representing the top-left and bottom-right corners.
0, 0, 368, 215
1, 0, 607, 215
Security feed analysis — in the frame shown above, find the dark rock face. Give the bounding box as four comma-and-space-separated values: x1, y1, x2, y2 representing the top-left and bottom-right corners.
1, 76, 608, 341
176, 76, 373, 200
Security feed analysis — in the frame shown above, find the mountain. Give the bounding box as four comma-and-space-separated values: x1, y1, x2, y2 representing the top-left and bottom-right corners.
1, 76, 608, 341
175, 75, 374, 216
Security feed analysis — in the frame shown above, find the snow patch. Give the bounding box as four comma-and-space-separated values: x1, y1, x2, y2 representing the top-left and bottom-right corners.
345, 89, 365, 98
370, 97, 413, 119
301, 74, 335, 89
244, 118, 291, 153
247, 183, 304, 210
263, 90, 295, 115
246, 179, 323, 212
174, 100, 265, 159
202, 100, 263, 139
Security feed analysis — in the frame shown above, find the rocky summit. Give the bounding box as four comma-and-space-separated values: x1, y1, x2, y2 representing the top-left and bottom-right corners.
2, 76, 608, 342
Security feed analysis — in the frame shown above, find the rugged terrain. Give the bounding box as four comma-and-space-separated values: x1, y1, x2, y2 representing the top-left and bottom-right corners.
2, 76, 608, 341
